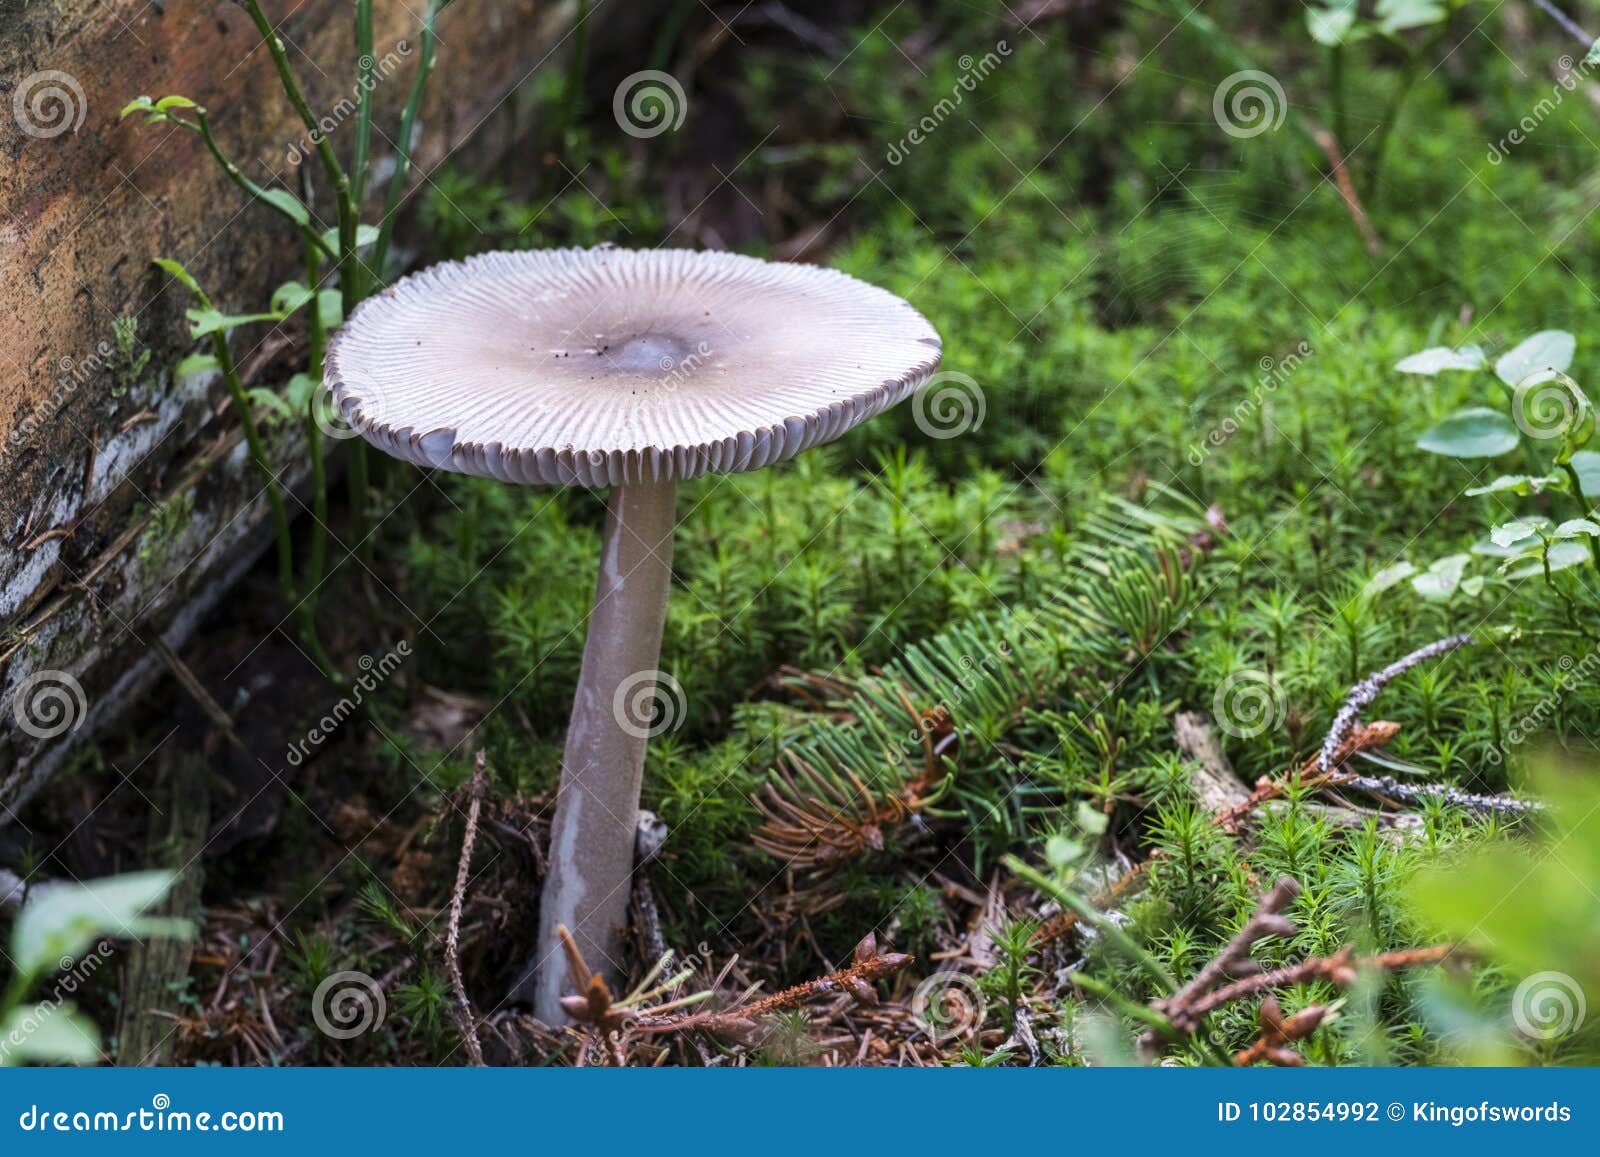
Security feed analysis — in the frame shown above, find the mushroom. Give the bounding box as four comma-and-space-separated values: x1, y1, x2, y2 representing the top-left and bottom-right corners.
326, 247, 941, 1022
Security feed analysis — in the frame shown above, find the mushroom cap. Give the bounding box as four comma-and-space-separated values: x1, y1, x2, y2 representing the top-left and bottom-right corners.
325, 247, 942, 487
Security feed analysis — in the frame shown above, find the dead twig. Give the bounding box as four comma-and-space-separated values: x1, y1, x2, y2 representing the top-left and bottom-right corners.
1191, 944, 1456, 1027
1336, 772, 1542, 817
1148, 877, 1457, 1063
1311, 127, 1382, 256
445, 752, 487, 1066
626, 933, 913, 1039
1217, 720, 1401, 833
1320, 634, 1474, 773
1234, 995, 1329, 1067
1156, 876, 1302, 1034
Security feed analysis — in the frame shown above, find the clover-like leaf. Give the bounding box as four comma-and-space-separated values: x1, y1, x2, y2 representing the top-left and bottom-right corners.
1464, 473, 1563, 497
269, 281, 315, 316
0, 1007, 100, 1067
153, 258, 207, 304
1376, 0, 1447, 35
1394, 345, 1485, 375
1307, 0, 1360, 46
259, 188, 311, 228
1411, 553, 1470, 600
1364, 560, 1417, 597
1570, 450, 1600, 497
173, 354, 219, 381
1552, 518, 1600, 540
187, 307, 282, 340
1495, 330, 1575, 387
1490, 519, 1548, 550
10, 871, 186, 979
1503, 541, 1591, 580
1417, 407, 1519, 457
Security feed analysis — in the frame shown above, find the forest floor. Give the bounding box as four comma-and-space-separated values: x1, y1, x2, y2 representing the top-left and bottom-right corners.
11, 2, 1600, 1066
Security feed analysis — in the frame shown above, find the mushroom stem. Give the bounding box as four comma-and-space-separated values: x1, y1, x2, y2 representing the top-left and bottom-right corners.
533, 479, 678, 1023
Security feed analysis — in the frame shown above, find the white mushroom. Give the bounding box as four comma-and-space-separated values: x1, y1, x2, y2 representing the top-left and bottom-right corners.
327, 246, 941, 1023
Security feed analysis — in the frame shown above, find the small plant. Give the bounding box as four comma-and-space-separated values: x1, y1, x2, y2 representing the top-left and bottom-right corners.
119, 0, 454, 677
1377, 329, 1600, 611
111, 313, 151, 397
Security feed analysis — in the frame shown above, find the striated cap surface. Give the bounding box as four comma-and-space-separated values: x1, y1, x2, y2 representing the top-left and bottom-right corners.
325, 247, 942, 486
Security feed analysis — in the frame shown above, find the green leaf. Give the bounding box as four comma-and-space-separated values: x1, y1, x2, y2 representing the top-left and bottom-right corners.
173, 354, 219, 381
1495, 330, 1575, 387
1307, 0, 1359, 46
118, 96, 154, 119
1552, 518, 1600, 540
317, 289, 344, 331
286, 372, 318, 411
1587, 37, 1600, 67
10, 871, 184, 979
1464, 473, 1562, 497
1075, 799, 1109, 836
1416, 407, 1519, 457
1570, 450, 1600, 496
1375, 0, 1447, 35
1394, 345, 1484, 375
155, 94, 200, 112
1411, 553, 1469, 600
1490, 519, 1547, 550
1474, 518, 1550, 558
1504, 541, 1591, 579
1411, 767, 1600, 1019
1364, 560, 1416, 596
153, 258, 205, 303
259, 188, 311, 228
269, 281, 315, 316
247, 388, 293, 415
187, 307, 282, 340
320, 224, 381, 253
0, 1006, 101, 1067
